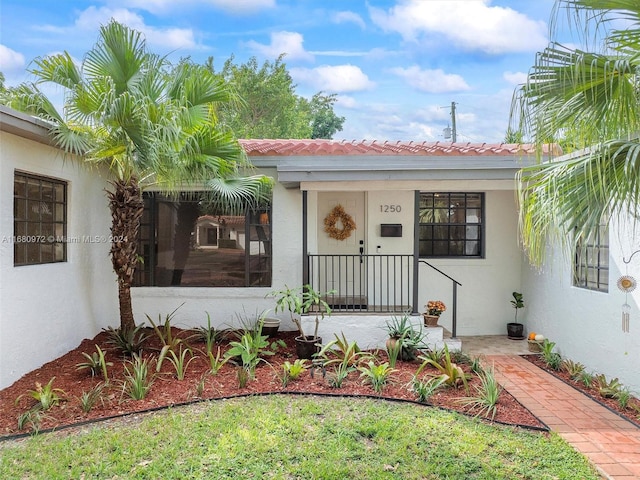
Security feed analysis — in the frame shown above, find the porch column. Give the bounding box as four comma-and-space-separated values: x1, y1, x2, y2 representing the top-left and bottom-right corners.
412, 190, 420, 315
302, 190, 308, 285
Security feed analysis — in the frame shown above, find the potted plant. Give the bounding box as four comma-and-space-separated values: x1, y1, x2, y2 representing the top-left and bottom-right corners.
270, 284, 333, 359
258, 312, 281, 337
423, 300, 446, 326
507, 291, 525, 339
384, 315, 425, 361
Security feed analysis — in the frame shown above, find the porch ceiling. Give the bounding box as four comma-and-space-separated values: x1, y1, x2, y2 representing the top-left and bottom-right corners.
251, 155, 539, 188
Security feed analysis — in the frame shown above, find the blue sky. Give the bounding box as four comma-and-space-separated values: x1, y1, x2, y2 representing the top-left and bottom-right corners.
0, 0, 561, 143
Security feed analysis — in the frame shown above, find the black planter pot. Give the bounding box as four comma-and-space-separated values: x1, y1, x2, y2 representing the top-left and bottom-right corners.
295, 335, 322, 359
507, 322, 525, 339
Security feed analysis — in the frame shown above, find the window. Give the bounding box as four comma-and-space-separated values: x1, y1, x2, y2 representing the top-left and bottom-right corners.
13, 172, 67, 266
573, 225, 609, 292
418, 192, 484, 258
134, 192, 271, 287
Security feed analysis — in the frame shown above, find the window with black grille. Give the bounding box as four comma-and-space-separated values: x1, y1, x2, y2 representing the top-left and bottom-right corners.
418, 192, 484, 258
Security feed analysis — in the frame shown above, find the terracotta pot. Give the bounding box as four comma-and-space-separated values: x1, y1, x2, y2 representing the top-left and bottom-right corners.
423, 314, 439, 327
295, 335, 322, 359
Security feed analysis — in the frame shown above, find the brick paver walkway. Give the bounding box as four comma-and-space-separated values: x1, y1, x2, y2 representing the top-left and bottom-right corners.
488, 355, 640, 479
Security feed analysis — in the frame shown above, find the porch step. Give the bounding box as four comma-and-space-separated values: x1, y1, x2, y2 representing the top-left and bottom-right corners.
423, 327, 462, 352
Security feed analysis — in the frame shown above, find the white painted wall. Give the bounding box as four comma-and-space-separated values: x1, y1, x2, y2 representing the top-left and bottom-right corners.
131, 168, 304, 332
417, 190, 523, 336
523, 217, 640, 393
0, 131, 117, 389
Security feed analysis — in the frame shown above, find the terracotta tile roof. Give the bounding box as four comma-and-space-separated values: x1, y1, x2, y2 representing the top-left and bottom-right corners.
239, 139, 559, 157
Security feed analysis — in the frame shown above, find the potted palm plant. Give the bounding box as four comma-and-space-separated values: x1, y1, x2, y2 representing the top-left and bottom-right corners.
270, 285, 333, 359
507, 291, 525, 339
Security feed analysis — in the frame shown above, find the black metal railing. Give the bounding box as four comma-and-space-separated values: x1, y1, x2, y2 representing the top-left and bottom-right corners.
306, 254, 413, 313
418, 260, 462, 338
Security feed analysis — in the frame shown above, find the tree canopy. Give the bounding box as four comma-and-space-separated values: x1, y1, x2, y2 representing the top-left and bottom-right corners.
209, 55, 345, 139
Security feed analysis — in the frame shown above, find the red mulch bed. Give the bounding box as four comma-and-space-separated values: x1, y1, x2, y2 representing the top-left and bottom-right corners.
522, 354, 640, 428
0, 329, 547, 438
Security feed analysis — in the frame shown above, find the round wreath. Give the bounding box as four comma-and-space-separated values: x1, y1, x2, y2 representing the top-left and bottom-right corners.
324, 204, 356, 240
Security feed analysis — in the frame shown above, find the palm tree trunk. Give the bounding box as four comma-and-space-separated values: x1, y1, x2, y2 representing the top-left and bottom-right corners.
107, 178, 144, 330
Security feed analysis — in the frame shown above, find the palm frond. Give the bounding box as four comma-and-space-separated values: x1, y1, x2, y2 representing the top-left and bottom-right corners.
518, 138, 640, 264
30, 52, 81, 89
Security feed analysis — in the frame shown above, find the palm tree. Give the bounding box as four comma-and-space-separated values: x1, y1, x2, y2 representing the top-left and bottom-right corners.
7, 21, 270, 329
510, 0, 640, 265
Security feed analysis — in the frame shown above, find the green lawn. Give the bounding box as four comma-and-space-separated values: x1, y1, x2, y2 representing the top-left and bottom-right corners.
0, 396, 599, 479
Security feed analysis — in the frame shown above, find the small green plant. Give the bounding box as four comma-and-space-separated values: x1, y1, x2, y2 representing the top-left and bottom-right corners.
458, 366, 503, 420
579, 370, 594, 388
195, 373, 207, 397
384, 316, 425, 361
411, 376, 446, 403
358, 361, 396, 394
470, 356, 484, 375
225, 329, 275, 380
122, 354, 153, 400
318, 332, 371, 367
562, 359, 586, 380
421, 347, 443, 364
327, 360, 352, 388
166, 345, 196, 380
208, 347, 229, 374
320, 337, 371, 389
593, 374, 624, 399
449, 350, 472, 365
510, 291, 524, 322
281, 359, 309, 387
541, 339, 562, 371
16, 409, 50, 434
385, 335, 402, 368
416, 345, 469, 390
78, 382, 107, 413
147, 305, 187, 355
615, 388, 631, 409
103, 324, 149, 356
16, 378, 65, 411
237, 365, 251, 388
76, 345, 112, 380
193, 312, 221, 355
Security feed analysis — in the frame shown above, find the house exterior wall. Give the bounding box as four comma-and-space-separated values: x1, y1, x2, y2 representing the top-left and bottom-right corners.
417, 189, 523, 336
131, 168, 304, 332
522, 217, 640, 392
0, 130, 117, 389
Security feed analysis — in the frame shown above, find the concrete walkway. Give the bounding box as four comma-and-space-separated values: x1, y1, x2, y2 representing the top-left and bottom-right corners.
488, 354, 640, 480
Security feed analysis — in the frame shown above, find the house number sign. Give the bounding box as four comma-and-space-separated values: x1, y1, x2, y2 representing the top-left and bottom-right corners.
380, 204, 402, 213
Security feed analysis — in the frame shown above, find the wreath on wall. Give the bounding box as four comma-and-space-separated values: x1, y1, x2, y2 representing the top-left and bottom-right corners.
324, 204, 356, 240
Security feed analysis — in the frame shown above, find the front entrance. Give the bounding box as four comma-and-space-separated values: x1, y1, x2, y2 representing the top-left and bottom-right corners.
316, 192, 367, 308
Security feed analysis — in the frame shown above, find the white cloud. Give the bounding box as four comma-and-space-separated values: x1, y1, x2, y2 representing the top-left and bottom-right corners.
74, 7, 197, 50
369, 0, 547, 54
336, 95, 357, 108
246, 31, 314, 61
503, 71, 528, 85
390, 66, 470, 93
332, 11, 366, 30
0, 44, 26, 72
290, 65, 375, 93
107, 0, 275, 15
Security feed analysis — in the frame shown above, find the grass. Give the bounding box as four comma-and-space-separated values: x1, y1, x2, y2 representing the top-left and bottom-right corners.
0, 396, 599, 479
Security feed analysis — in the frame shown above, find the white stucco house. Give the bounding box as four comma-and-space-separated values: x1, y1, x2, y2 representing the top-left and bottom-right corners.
1, 104, 639, 394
